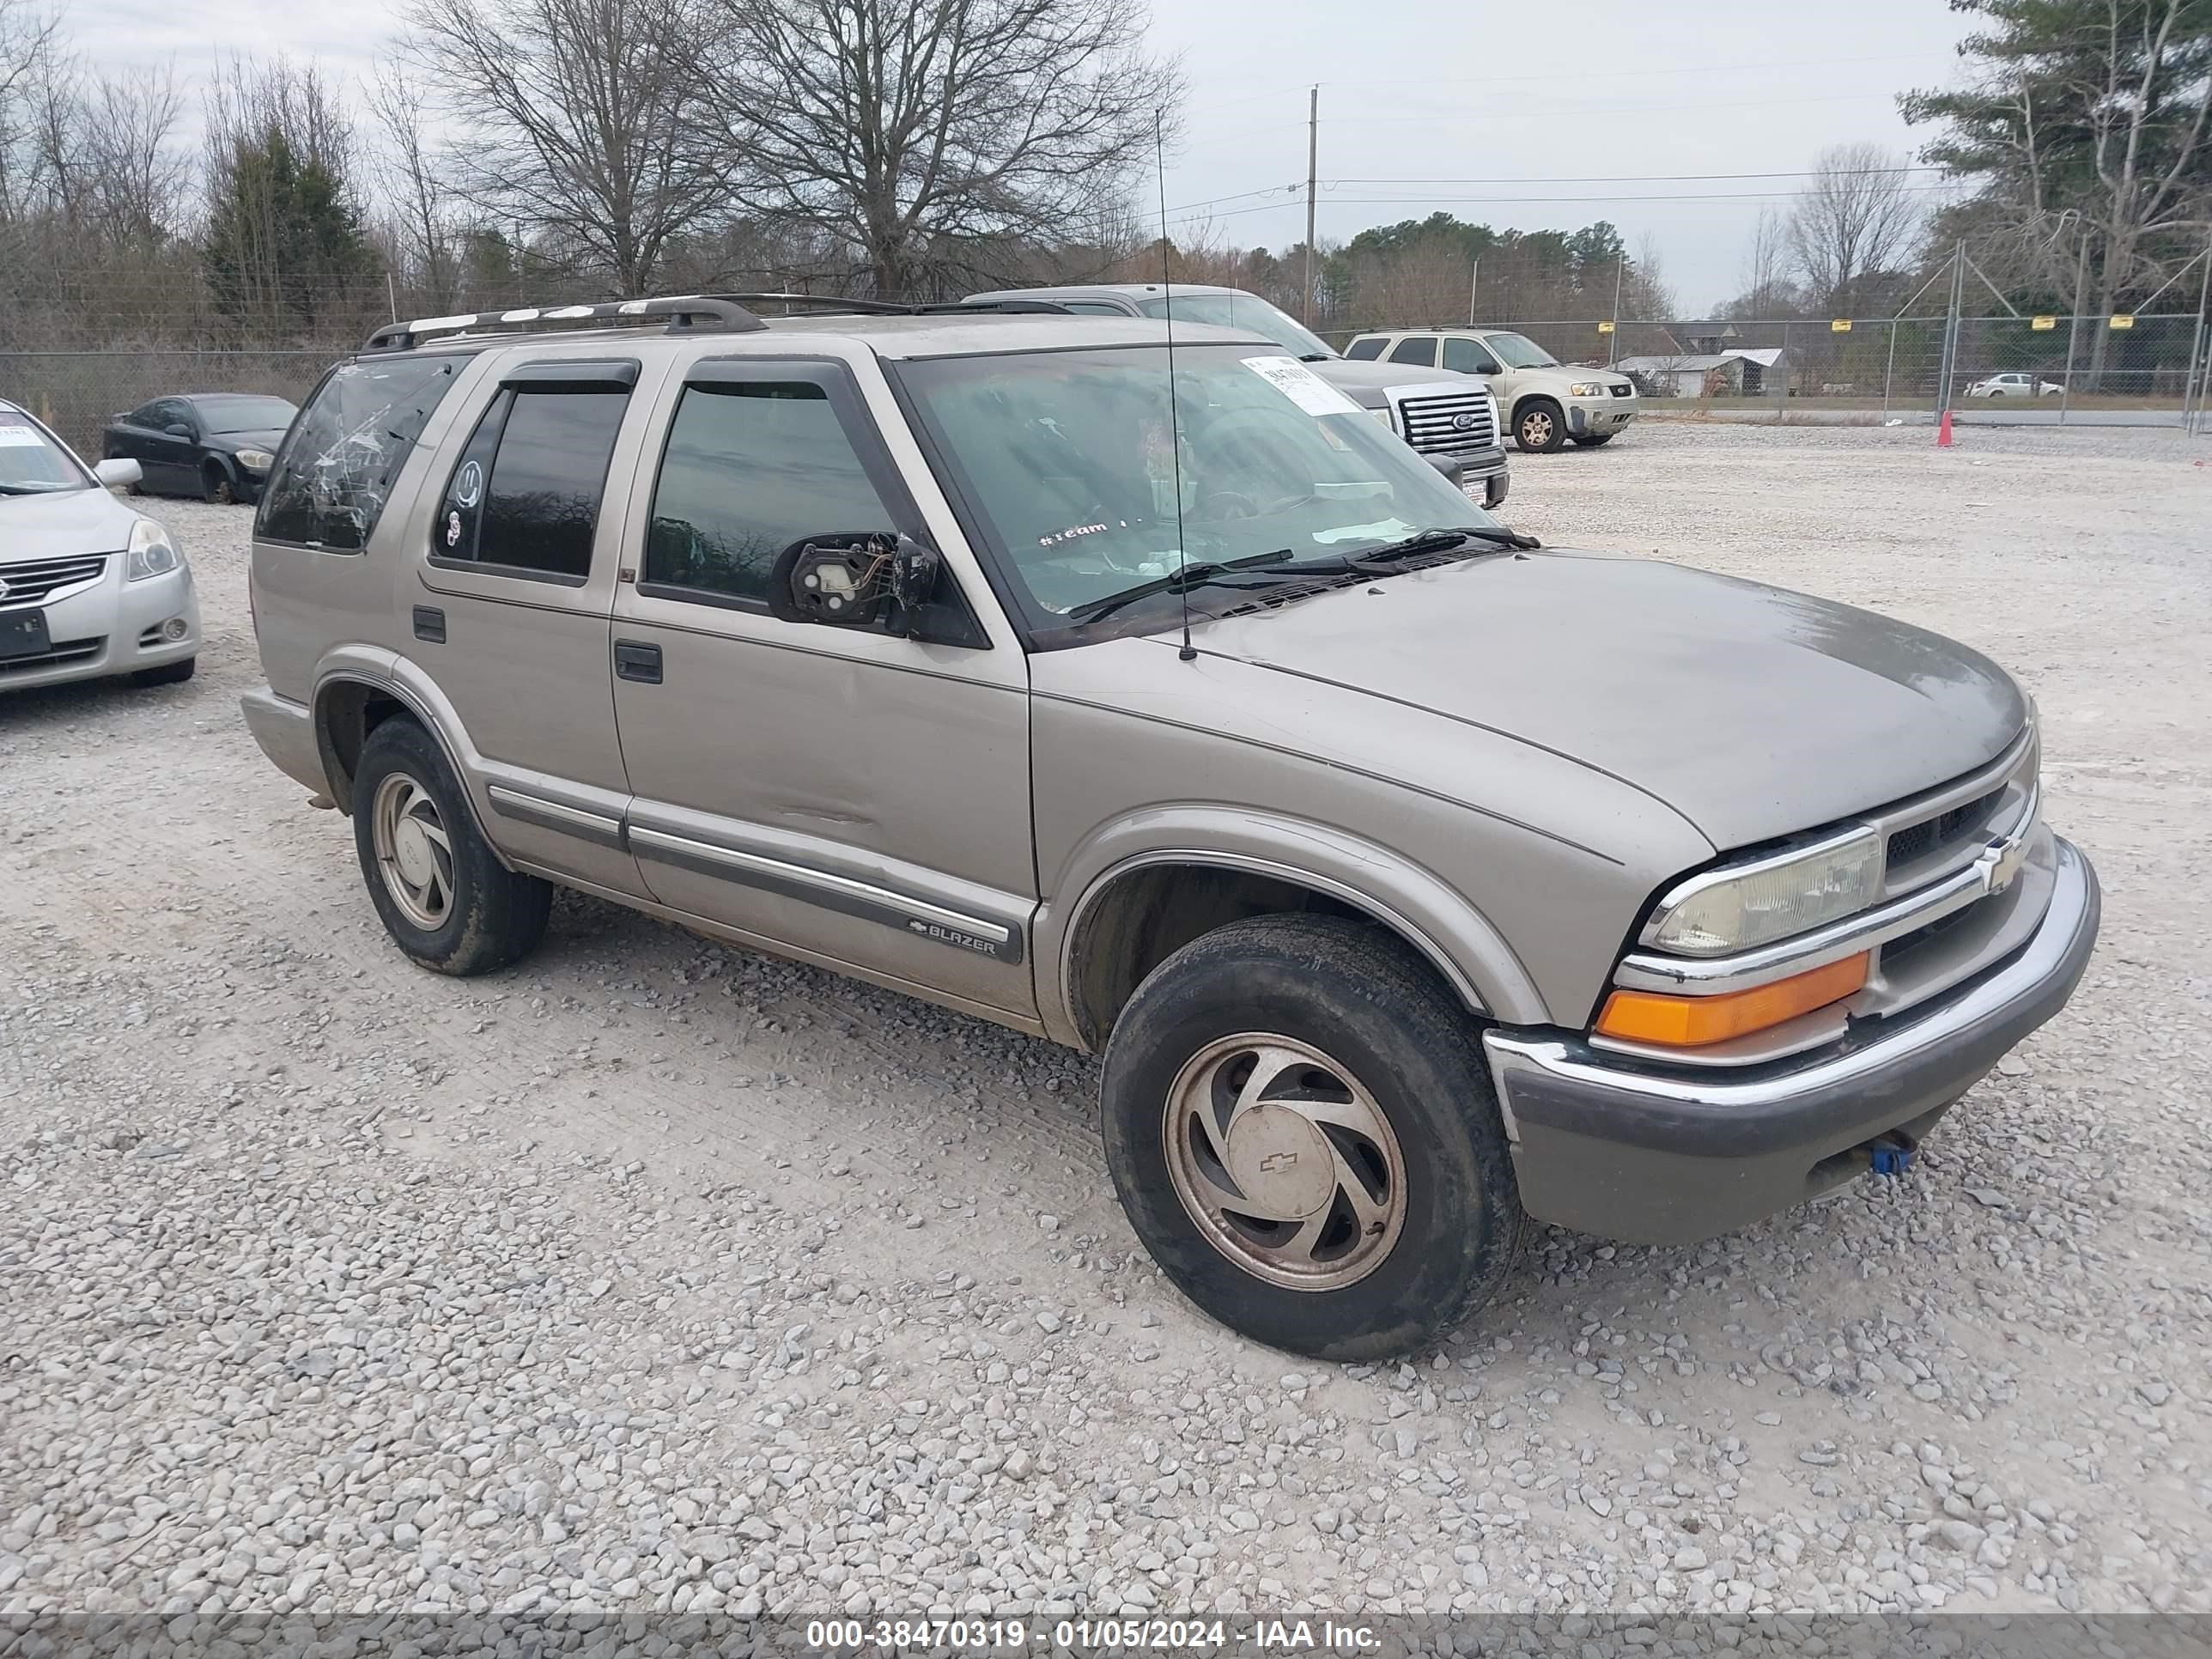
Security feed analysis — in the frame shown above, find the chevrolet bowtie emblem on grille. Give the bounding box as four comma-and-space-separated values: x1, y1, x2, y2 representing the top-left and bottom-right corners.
1451, 412, 1478, 430
1256, 1151, 1299, 1173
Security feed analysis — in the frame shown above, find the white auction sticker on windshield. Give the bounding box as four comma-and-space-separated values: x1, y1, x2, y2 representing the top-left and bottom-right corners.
0, 423, 48, 447
1243, 356, 1364, 417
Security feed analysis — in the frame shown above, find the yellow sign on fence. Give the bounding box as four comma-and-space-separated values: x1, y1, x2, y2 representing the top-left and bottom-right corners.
1597, 320, 1615, 334
1831, 318, 1852, 332
2110, 314, 2136, 331
2031, 314, 2058, 331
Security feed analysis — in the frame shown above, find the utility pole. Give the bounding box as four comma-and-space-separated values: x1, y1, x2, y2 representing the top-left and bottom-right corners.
1611, 256, 1626, 366
2059, 230, 2088, 427
1468, 258, 1480, 328
1303, 86, 1318, 326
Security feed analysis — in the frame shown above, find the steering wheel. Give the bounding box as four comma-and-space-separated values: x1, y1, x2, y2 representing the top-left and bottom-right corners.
1198, 490, 1259, 521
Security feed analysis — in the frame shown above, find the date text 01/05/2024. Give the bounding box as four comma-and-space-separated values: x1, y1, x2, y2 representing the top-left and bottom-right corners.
803, 1619, 1382, 1651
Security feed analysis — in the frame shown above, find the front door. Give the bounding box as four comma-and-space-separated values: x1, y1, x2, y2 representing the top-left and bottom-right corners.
405, 352, 662, 900
608, 353, 1036, 1021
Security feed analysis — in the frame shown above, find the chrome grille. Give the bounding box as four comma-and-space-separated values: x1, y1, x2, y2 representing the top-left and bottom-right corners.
1395, 390, 1498, 454
0, 553, 108, 608
1887, 782, 2007, 869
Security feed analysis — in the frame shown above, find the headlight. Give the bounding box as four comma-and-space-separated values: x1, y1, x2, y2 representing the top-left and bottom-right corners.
1567, 381, 1607, 398
1368, 406, 1396, 430
1645, 828, 1882, 957
125, 518, 184, 581
234, 447, 275, 471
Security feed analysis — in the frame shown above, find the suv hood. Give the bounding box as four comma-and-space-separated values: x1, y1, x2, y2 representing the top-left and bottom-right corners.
1309, 356, 1481, 406
1191, 550, 2027, 850
0, 486, 141, 562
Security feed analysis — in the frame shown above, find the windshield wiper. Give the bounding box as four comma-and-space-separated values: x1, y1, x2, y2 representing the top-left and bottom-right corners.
1065, 553, 1307, 625
1358, 525, 1540, 560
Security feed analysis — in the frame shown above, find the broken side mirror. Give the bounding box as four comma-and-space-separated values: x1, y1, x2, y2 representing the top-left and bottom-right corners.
768, 532, 945, 632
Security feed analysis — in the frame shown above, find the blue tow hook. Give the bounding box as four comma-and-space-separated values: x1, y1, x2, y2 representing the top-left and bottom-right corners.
1868, 1137, 1917, 1177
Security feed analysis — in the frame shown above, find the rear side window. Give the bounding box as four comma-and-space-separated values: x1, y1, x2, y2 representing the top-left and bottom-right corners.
1388, 337, 1438, 367
434, 386, 629, 581
643, 383, 896, 607
1343, 337, 1386, 360
258, 356, 466, 550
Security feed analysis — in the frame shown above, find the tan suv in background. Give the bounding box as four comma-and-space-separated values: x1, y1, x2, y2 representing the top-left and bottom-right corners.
241, 293, 2098, 1360
1346, 327, 1640, 452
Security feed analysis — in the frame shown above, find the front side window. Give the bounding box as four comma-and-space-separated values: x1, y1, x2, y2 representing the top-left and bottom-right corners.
1443, 337, 1503, 375
900, 343, 1498, 633
1388, 337, 1438, 367
643, 382, 896, 606
1482, 332, 1560, 369
258, 355, 467, 550
434, 386, 629, 580
1342, 337, 1387, 360
0, 410, 89, 495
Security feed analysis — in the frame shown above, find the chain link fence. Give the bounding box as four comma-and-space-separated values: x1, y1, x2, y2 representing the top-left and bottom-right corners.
1, 349, 337, 454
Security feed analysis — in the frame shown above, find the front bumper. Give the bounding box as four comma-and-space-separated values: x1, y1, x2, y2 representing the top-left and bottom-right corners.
1566, 397, 1638, 436
1481, 836, 2099, 1245
0, 562, 199, 692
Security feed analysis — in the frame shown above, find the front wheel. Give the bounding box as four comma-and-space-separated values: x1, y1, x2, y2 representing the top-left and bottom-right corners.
1513, 399, 1566, 453
1100, 915, 1524, 1360
351, 717, 551, 975
202, 465, 236, 505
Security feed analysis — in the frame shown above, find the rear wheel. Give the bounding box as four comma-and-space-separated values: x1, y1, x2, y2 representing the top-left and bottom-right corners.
1100, 914, 1524, 1360
351, 717, 551, 975
1514, 399, 1566, 453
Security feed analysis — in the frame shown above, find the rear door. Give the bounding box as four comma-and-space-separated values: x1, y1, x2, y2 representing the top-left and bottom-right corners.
606, 350, 1037, 1020
408, 352, 661, 899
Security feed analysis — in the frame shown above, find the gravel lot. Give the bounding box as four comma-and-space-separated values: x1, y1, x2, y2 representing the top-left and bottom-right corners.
3, 422, 2209, 1622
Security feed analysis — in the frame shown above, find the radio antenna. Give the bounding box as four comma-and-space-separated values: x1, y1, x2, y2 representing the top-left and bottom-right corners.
1155, 109, 1195, 663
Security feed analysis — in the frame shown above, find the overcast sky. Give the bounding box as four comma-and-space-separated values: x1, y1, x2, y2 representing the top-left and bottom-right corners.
74, 0, 1978, 313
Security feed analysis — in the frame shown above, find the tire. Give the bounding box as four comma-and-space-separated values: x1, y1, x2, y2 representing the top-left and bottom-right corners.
1570, 432, 1616, 447
350, 716, 551, 975
1100, 914, 1524, 1361
1513, 398, 1566, 453
202, 464, 236, 505
130, 657, 196, 687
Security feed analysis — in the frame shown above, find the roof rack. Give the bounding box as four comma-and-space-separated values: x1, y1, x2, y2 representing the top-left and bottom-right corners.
362, 289, 1077, 350
364, 295, 771, 352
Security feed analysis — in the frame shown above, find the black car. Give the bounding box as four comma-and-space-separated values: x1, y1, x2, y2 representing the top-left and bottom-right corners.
101, 393, 299, 505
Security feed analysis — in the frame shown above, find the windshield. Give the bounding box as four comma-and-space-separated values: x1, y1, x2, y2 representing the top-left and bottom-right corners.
0, 411, 88, 495
1135, 291, 1337, 361
900, 343, 1498, 632
1484, 332, 1559, 369
196, 395, 298, 434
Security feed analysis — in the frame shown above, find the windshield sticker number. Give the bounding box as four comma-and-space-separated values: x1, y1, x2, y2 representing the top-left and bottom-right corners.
0, 424, 48, 447
1243, 356, 1364, 418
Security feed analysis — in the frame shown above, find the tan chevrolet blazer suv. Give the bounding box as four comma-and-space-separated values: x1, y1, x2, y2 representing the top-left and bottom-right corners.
241, 294, 2100, 1360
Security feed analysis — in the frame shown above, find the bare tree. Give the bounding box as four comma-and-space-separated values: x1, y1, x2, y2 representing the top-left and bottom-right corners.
1735, 204, 1799, 314
364, 61, 457, 310
713, 0, 1177, 299
399, 0, 732, 295
77, 68, 188, 247
1786, 142, 1923, 313
0, 0, 63, 222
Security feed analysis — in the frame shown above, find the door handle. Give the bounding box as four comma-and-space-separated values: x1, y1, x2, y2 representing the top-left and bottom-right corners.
411, 605, 446, 643
614, 640, 662, 684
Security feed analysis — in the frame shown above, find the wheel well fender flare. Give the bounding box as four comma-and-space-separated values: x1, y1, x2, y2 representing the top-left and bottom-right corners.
1039, 811, 1551, 1048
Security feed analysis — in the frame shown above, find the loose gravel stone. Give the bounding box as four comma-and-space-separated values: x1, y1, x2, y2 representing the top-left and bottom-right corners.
3, 423, 2209, 1620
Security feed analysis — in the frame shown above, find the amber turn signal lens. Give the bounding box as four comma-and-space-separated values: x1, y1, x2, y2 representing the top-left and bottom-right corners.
1595, 952, 1870, 1048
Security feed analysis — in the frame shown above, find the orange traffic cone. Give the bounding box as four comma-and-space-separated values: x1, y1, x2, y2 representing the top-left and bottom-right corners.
1937, 410, 1954, 447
